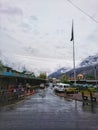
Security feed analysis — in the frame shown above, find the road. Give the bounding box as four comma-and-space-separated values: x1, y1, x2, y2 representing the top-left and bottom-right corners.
0, 87, 98, 130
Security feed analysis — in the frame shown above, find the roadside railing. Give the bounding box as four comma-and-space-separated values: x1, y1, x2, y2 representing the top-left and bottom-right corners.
81, 90, 96, 106
0, 88, 36, 106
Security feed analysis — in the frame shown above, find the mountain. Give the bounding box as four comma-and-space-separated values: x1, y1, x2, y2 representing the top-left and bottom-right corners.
49, 67, 68, 78
66, 64, 98, 79
49, 54, 98, 79
80, 54, 98, 67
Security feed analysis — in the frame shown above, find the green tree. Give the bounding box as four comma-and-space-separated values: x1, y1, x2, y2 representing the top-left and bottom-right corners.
22, 66, 27, 74
61, 74, 69, 83
39, 73, 47, 79
86, 75, 95, 80
0, 60, 3, 71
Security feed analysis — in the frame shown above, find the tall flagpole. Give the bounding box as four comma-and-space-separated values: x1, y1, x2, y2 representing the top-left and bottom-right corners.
71, 20, 76, 85
94, 66, 97, 86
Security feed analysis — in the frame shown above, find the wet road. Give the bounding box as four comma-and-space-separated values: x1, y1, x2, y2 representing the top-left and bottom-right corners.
0, 87, 98, 130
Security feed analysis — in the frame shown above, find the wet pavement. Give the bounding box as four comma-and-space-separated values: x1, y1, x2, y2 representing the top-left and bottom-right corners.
0, 87, 98, 130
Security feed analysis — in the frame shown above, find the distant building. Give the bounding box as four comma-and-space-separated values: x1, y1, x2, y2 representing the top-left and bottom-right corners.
77, 74, 84, 80
52, 78, 57, 83
3, 66, 12, 72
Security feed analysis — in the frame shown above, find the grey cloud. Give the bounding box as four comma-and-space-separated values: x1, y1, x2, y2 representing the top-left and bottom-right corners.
56, 46, 65, 49
24, 46, 37, 55
56, 29, 65, 34
87, 33, 98, 42
0, 6, 23, 16
20, 15, 39, 33
21, 22, 32, 32
30, 15, 38, 21
0, 26, 8, 31
21, 23, 39, 35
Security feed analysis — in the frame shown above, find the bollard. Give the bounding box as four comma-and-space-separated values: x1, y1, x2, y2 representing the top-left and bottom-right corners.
27, 90, 30, 96
32, 90, 35, 94
25, 90, 27, 96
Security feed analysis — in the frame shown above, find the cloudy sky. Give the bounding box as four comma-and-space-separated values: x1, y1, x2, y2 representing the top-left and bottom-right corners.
0, 0, 98, 75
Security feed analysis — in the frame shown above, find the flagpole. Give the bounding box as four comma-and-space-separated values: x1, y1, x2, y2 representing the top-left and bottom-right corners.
71, 20, 76, 85
94, 66, 97, 86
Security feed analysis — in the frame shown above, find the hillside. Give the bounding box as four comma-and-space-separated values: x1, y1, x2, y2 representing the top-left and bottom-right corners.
49, 54, 98, 79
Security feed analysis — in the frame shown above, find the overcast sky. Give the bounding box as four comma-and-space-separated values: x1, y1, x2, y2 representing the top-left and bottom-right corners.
0, 0, 98, 75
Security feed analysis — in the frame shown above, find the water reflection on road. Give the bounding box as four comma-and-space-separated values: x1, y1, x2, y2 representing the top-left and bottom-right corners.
0, 87, 98, 130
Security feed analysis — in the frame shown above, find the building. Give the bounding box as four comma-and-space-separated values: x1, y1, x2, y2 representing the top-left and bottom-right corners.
77, 74, 84, 80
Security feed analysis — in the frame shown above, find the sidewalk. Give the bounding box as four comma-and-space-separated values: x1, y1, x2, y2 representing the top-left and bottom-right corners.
56, 92, 98, 104
0, 89, 36, 107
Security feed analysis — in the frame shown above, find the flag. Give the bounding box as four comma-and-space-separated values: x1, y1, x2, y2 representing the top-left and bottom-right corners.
70, 21, 74, 41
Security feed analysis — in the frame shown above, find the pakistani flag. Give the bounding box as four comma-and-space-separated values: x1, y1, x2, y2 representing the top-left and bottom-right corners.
70, 21, 74, 41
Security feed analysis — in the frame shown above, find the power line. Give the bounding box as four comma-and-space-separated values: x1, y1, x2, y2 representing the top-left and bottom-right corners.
67, 0, 98, 23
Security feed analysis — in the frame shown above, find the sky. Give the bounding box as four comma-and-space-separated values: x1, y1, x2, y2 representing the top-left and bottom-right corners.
0, 0, 98, 75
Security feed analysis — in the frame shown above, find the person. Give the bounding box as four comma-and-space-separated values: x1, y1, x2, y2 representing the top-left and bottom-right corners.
13, 88, 17, 100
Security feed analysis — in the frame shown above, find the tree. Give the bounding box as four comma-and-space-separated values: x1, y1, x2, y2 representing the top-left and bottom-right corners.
61, 74, 69, 83
38, 73, 47, 79
86, 75, 95, 80
0, 60, 3, 71
21, 66, 27, 74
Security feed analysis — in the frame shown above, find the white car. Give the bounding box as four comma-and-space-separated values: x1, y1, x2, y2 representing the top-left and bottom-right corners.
40, 83, 45, 89
93, 85, 98, 88
54, 85, 65, 93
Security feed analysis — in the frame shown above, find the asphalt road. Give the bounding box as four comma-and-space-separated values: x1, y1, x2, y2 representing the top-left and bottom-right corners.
0, 87, 98, 130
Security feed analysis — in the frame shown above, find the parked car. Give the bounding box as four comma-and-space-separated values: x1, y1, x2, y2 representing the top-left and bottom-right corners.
65, 87, 78, 94
40, 83, 45, 89
54, 85, 65, 93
